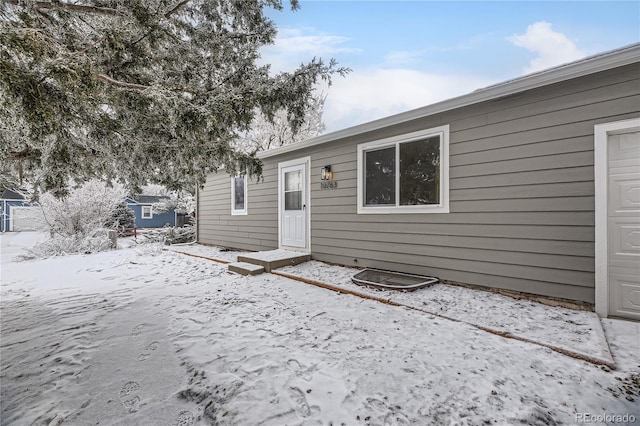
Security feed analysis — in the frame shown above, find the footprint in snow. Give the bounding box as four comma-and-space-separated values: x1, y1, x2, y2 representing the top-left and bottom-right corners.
286, 359, 317, 381
287, 359, 302, 371
173, 410, 195, 426
137, 341, 160, 361
366, 397, 388, 413
131, 324, 146, 336
289, 387, 311, 418
119, 381, 141, 413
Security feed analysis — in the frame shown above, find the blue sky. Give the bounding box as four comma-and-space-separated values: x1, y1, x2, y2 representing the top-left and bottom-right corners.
260, 1, 639, 132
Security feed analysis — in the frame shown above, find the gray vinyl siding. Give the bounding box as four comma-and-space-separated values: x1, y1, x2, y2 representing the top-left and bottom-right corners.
198, 63, 640, 303
197, 165, 279, 251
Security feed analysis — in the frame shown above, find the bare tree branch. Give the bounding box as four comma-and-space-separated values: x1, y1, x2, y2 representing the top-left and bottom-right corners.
96, 74, 201, 96
165, 0, 191, 19
2, 0, 124, 16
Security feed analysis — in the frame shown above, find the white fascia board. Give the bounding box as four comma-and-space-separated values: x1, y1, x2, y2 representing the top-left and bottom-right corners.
258, 43, 640, 160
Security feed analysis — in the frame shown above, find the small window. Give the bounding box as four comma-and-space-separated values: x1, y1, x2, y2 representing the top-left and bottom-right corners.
231, 176, 248, 215
141, 205, 153, 219
284, 170, 303, 210
357, 125, 449, 214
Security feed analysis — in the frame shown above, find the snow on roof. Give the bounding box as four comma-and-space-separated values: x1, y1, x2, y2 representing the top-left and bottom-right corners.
129, 195, 170, 204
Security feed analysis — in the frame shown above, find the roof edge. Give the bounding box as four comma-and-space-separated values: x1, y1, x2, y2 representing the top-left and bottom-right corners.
259, 42, 640, 159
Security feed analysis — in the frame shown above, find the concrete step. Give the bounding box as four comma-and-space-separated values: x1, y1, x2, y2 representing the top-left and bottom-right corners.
237, 250, 311, 272
228, 262, 265, 276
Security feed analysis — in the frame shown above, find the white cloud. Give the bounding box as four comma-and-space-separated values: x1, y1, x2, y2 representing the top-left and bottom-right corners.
383, 50, 426, 66
509, 21, 586, 74
382, 41, 478, 67
260, 28, 496, 133
260, 27, 361, 73
271, 28, 360, 55
322, 69, 496, 132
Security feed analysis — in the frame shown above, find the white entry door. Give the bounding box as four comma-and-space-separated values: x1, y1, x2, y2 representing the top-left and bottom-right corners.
280, 161, 307, 249
607, 129, 640, 320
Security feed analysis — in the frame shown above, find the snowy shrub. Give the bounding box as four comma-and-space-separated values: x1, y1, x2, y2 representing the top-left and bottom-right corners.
154, 193, 195, 215
134, 240, 165, 257
140, 184, 195, 215
26, 180, 128, 258
20, 228, 113, 260
165, 226, 196, 244
138, 225, 196, 245
106, 203, 136, 235
40, 180, 127, 237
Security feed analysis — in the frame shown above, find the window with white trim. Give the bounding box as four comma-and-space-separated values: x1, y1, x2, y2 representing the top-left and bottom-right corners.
357, 125, 449, 214
141, 205, 153, 219
231, 176, 248, 215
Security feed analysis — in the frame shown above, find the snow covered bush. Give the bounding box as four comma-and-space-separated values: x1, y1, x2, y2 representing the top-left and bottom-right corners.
152, 193, 195, 215
107, 203, 136, 236
140, 185, 195, 215
165, 226, 196, 244
21, 229, 114, 260
40, 180, 127, 237
134, 240, 166, 257
27, 180, 127, 258
138, 226, 196, 245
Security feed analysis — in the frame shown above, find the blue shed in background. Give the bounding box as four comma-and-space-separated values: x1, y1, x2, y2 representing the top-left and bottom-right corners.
125, 195, 183, 229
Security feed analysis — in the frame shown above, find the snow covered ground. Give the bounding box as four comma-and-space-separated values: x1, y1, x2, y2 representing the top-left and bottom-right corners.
1, 233, 639, 425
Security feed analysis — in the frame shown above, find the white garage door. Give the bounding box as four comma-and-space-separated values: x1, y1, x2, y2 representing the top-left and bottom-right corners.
11, 206, 47, 231
608, 130, 640, 320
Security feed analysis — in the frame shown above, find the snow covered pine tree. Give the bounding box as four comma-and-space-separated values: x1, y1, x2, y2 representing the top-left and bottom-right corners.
107, 203, 136, 236
0, 1, 349, 196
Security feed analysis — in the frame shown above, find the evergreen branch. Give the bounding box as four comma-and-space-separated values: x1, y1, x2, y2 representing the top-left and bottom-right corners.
1, 1, 124, 16
165, 0, 191, 19
128, 1, 191, 50
0, 0, 348, 194
97, 73, 148, 91
71, 34, 105, 57
96, 73, 200, 97
8, 149, 40, 159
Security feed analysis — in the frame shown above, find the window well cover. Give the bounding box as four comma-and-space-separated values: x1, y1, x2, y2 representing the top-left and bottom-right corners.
352, 269, 438, 291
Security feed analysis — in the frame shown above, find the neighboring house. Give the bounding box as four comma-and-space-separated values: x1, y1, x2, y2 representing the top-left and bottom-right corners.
125, 195, 184, 228
196, 43, 640, 321
1, 189, 46, 232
